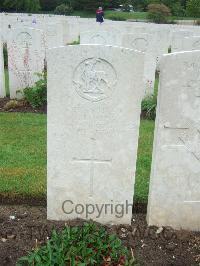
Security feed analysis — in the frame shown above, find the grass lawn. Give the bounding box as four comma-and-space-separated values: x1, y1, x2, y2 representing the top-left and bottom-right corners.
105, 11, 147, 20
0, 113, 154, 203
0, 113, 47, 201
134, 120, 155, 203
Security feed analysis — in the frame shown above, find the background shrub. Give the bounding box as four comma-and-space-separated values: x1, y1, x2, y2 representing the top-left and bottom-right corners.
54, 3, 73, 15
23, 72, 47, 108
106, 13, 127, 20
147, 3, 171, 24
186, 0, 200, 18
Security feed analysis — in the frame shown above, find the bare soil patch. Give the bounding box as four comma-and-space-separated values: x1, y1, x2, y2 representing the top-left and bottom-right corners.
0, 205, 199, 266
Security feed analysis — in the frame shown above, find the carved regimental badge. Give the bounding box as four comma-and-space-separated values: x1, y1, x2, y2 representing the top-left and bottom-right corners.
73, 58, 117, 102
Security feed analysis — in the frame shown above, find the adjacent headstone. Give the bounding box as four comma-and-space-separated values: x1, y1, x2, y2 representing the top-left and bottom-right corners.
8, 27, 45, 98
80, 30, 122, 46
122, 33, 156, 95
47, 45, 144, 224
0, 38, 5, 98
171, 30, 193, 52
184, 36, 200, 51
147, 51, 200, 231
44, 23, 64, 49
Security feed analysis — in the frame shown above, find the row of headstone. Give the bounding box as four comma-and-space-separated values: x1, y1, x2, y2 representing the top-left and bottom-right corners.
47, 44, 200, 231
0, 13, 79, 46
1, 12, 200, 98
80, 25, 200, 95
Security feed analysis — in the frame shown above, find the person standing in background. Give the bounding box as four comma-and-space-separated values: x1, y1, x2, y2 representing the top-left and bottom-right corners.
96, 7, 104, 24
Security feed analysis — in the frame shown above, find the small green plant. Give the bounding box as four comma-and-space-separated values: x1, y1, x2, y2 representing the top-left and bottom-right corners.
17, 222, 135, 265
3, 43, 8, 68
147, 3, 171, 24
168, 45, 172, 53
68, 36, 80, 45
23, 72, 47, 108
141, 94, 157, 120
54, 3, 73, 15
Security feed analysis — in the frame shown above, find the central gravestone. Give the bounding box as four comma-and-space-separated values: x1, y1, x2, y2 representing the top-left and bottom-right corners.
47, 45, 144, 224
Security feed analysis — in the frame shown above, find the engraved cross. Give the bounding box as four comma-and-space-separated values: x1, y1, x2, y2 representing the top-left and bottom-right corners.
164, 124, 200, 204
72, 138, 112, 197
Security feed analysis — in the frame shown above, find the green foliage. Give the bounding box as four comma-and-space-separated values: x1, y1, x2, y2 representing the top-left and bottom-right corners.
141, 94, 157, 120
3, 0, 41, 12
68, 36, 80, 45
105, 10, 148, 20
54, 3, 73, 15
106, 13, 127, 20
23, 72, 47, 108
135, 120, 155, 203
40, 0, 61, 11
120, 0, 133, 11
147, 3, 171, 23
72, 0, 109, 11
109, 0, 121, 8
132, 0, 149, 11
186, 0, 200, 18
3, 43, 8, 68
170, 1, 185, 16
17, 223, 135, 265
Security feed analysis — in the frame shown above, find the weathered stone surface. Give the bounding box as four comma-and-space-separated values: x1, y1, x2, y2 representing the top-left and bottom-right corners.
122, 33, 156, 95
184, 36, 200, 51
7, 27, 45, 98
147, 51, 200, 231
80, 30, 122, 46
47, 45, 144, 224
171, 30, 193, 52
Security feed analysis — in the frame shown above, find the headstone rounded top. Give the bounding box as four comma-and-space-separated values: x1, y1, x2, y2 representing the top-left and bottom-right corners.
132, 38, 148, 52
16, 32, 32, 48
90, 34, 106, 45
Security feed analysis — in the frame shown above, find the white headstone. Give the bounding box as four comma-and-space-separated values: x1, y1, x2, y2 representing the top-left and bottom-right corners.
184, 36, 200, 51
44, 23, 64, 49
171, 30, 193, 52
122, 33, 156, 95
147, 51, 200, 231
0, 39, 5, 98
80, 30, 122, 46
47, 45, 144, 224
8, 27, 45, 98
